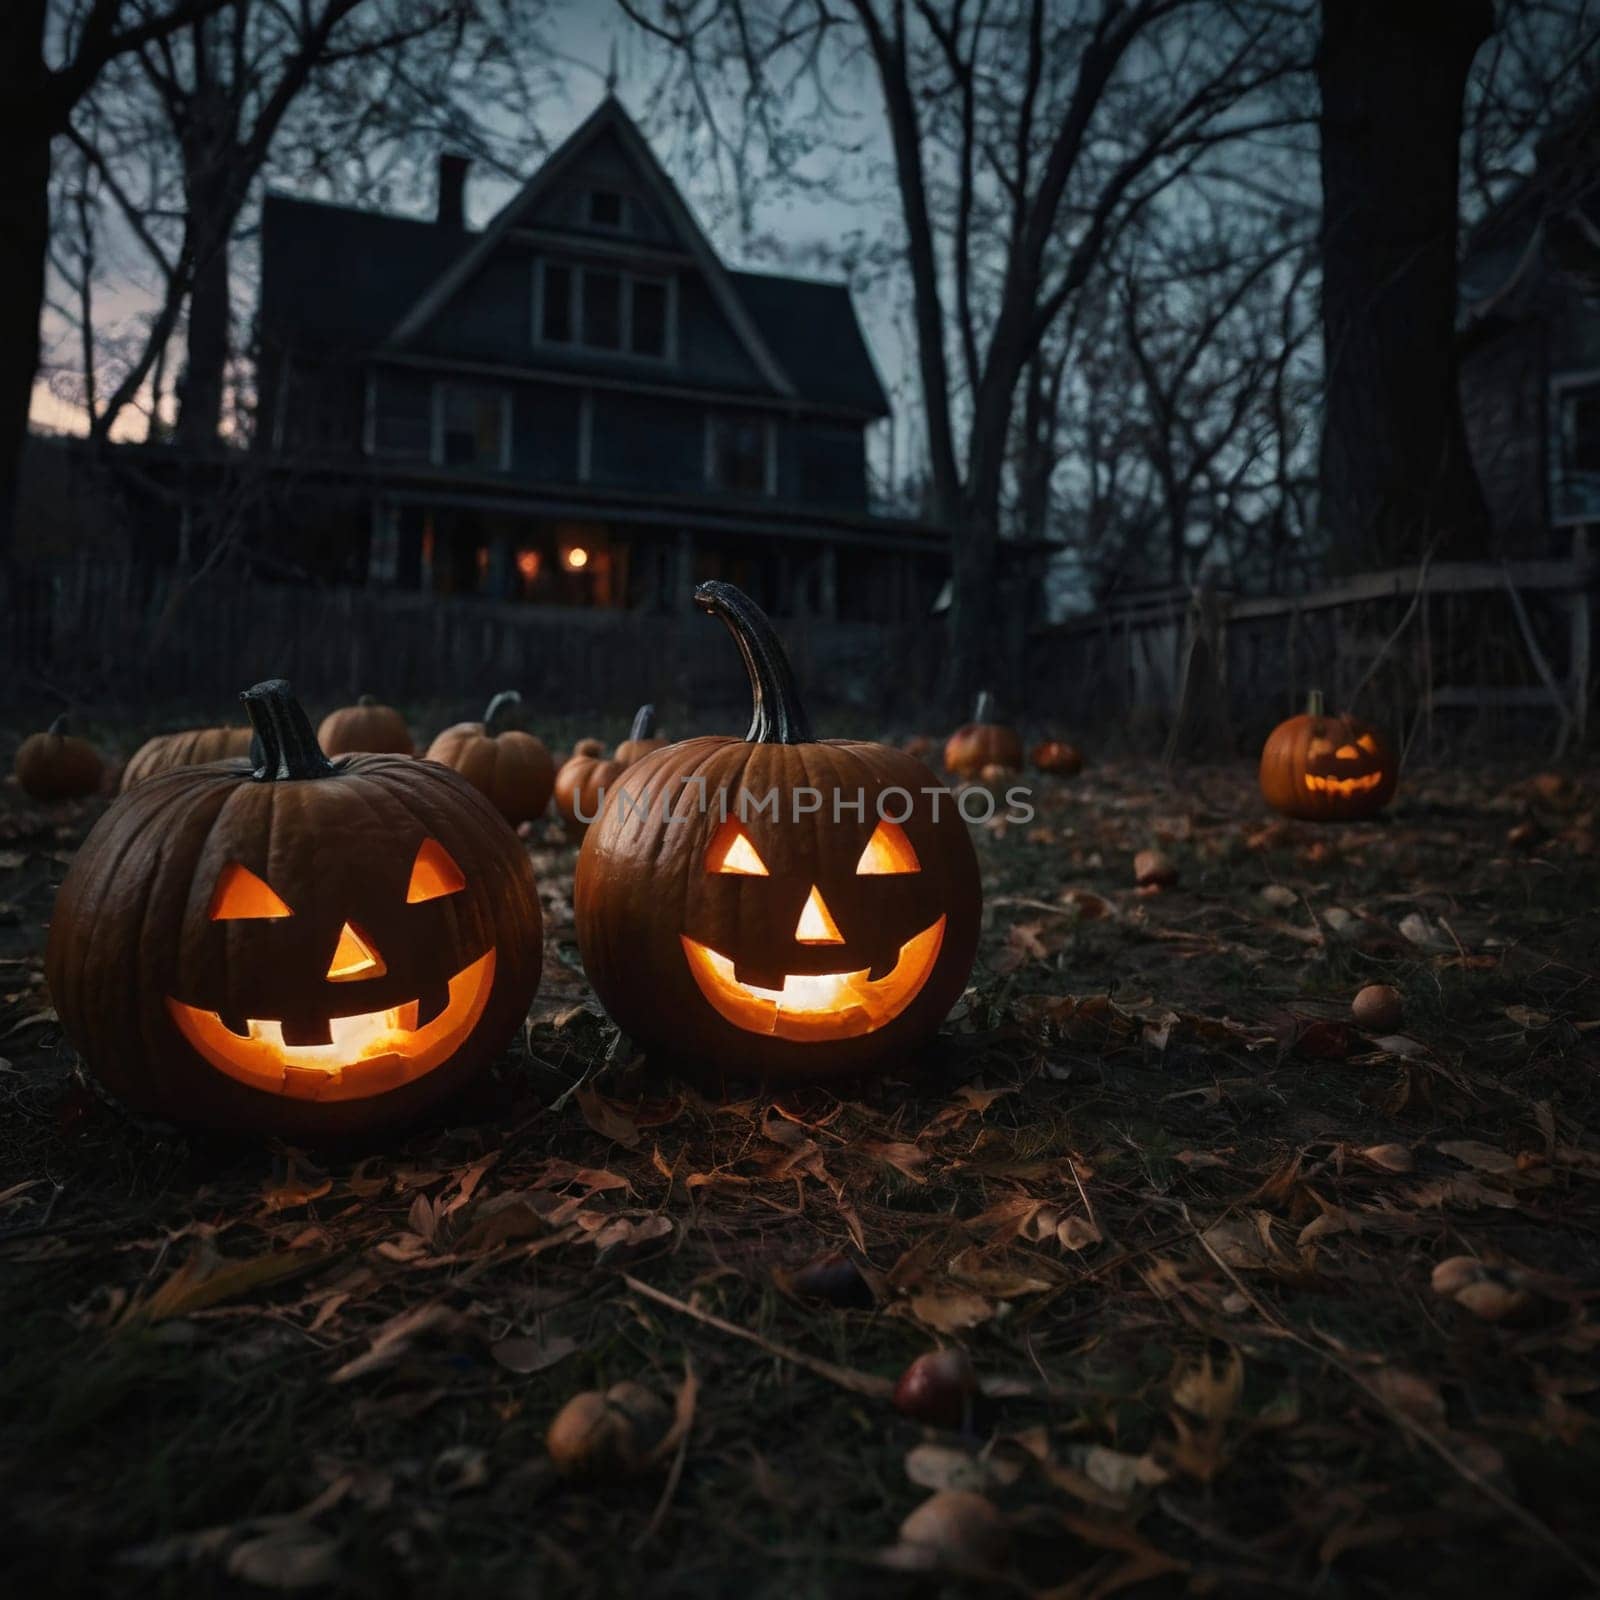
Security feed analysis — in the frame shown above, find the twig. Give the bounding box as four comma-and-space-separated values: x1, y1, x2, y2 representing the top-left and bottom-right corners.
1349, 536, 1439, 717
621, 1274, 894, 1399
1184, 1207, 1600, 1590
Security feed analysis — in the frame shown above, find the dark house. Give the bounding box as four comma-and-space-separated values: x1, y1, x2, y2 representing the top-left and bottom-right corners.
255, 97, 950, 621
1459, 109, 1600, 554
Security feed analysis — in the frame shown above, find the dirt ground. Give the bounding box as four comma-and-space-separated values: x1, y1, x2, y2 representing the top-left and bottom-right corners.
2, 718, 1598, 1599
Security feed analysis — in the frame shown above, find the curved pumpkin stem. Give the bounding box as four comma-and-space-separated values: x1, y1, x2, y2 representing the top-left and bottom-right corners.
695, 580, 813, 745
358, 693, 379, 707
483, 690, 522, 736
46, 713, 68, 738
1305, 689, 1326, 718
628, 703, 656, 742
242, 679, 335, 781
973, 690, 996, 723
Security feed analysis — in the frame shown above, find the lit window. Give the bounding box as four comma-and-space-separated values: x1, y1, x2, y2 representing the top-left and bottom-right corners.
516, 549, 540, 581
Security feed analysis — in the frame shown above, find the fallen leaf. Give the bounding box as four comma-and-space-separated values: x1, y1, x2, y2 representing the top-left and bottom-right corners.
226, 1528, 340, 1590
491, 1334, 579, 1374
575, 1089, 641, 1148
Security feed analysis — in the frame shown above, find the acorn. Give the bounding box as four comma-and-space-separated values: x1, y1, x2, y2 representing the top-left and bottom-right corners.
1133, 848, 1178, 889
897, 1490, 1010, 1570
546, 1380, 670, 1479
1352, 983, 1403, 1032
776, 1252, 875, 1309
893, 1347, 978, 1429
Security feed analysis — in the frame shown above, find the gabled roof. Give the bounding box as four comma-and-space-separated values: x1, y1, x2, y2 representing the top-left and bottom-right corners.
386, 97, 794, 398
730, 270, 888, 418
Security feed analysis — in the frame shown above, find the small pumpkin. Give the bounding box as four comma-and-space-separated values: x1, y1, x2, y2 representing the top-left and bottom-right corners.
615, 704, 668, 767
425, 691, 555, 825
572, 737, 607, 760
121, 725, 255, 792
46, 679, 542, 1138
575, 582, 981, 1083
1031, 739, 1083, 778
1259, 690, 1396, 822
318, 694, 413, 757
14, 715, 104, 800
945, 692, 1023, 778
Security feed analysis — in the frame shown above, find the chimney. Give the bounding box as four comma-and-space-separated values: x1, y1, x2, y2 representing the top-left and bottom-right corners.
437, 152, 469, 229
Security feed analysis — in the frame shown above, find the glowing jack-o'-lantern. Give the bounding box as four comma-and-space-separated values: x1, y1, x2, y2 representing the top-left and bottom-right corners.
575, 582, 981, 1082
1258, 690, 1396, 822
46, 680, 542, 1138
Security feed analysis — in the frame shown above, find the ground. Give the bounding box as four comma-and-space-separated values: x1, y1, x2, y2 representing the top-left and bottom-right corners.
2, 718, 1598, 1599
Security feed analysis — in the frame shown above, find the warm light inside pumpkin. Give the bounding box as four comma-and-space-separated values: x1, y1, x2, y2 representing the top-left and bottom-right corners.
706, 820, 769, 876
326, 922, 386, 982
681, 919, 945, 1041
1303, 770, 1385, 795
855, 820, 920, 875
211, 862, 293, 921
167, 950, 496, 1101
406, 838, 466, 902
794, 885, 845, 944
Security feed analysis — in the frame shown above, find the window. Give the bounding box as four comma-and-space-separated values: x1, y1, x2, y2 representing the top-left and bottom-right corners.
368, 373, 431, 460
588, 189, 624, 228
584, 269, 623, 349
707, 414, 772, 495
541, 264, 572, 343
438, 383, 507, 469
535, 261, 674, 359
1554, 375, 1600, 526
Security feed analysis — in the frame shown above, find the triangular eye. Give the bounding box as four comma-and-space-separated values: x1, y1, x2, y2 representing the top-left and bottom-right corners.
407, 838, 466, 903
1357, 733, 1378, 754
855, 820, 920, 875
705, 820, 769, 876
210, 862, 292, 920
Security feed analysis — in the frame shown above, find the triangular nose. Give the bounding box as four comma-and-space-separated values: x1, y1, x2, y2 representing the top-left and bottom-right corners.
326, 922, 386, 982
793, 885, 844, 945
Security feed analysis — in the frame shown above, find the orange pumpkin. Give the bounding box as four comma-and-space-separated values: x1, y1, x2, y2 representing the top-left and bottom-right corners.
121, 725, 255, 792
318, 694, 413, 756
425, 691, 554, 825
945, 693, 1023, 777
575, 583, 981, 1083
14, 715, 104, 800
1031, 739, 1083, 778
615, 704, 668, 766
1259, 691, 1396, 821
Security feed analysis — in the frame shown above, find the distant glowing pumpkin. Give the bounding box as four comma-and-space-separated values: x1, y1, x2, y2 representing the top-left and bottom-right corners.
575, 582, 981, 1082
1258, 690, 1396, 821
46, 679, 542, 1138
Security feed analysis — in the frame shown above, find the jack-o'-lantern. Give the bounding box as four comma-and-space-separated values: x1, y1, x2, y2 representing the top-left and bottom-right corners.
318, 694, 413, 756
1031, 739, 1083, 778
945, 693, 1023, 777
425, 690, 555, 824
121, 724, 255, 791
1259, 690, 1396, 821
575, 583, 981, 1083
14, 715, 104, 800
46, 679, 542, 1139
615, 704, 668, 766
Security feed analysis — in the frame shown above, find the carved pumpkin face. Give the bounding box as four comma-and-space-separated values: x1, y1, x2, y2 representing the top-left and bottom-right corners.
1259, 692, 1396, 821
576, 584, 981, 1083
47, 681, 543, 1138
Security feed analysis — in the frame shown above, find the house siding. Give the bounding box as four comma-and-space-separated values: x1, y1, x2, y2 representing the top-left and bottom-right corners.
589, 391, 703, 493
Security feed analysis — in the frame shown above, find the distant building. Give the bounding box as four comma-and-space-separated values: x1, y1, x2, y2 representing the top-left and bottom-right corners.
1459, 109, 1600, 553
253, 96, 960, 622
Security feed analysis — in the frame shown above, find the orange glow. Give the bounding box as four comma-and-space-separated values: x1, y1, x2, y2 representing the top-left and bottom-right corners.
516, 549, 541, 581
563, 545, 590, 571
705, 820, 769, 875
1357, 733, 1379, 754
326, 922, 386, 982
855, 820, 920, 875
681, 918, 945, 1042
166, 950, 496, 1102
210, 862, 292, 921
794, 885, 844, 944
1303, 770, 1385, 796
406, 838, 466, 903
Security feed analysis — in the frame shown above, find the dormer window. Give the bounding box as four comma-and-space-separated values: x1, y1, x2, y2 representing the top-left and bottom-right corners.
535, 260, 675, 361
588, 189, 625, 228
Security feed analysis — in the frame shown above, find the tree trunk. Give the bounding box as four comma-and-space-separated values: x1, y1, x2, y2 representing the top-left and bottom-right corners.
175, 205, 229, 448
1317, 0, 1493, 571
0, 0, 50, 566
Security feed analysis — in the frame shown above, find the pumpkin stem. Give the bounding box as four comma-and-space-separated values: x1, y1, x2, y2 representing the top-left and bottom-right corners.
1305, 689, 1326, 718
241, 679, 335, 781
694, 580, 813, 745
974, 690, 996, 723
483, 690, 522, 736
627, 703, 656, 742
46, 713, 69, 738
358, 693, 378, 707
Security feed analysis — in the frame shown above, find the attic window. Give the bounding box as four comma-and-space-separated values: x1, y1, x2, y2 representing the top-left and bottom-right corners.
588, 189, 624, 228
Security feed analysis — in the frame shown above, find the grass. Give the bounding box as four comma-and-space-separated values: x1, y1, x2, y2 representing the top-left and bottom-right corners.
1, 705, 1598, 1597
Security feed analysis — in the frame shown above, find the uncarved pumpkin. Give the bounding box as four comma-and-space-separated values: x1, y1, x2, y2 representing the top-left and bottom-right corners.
318, 694, 413, 756
14, 715, 104, 800
575, 582, 981, 1084
556, 704, 666, 837
121, 725, 255, 792
1259, 690, 1396, 821
945, 692, 1023, 777
47, 679, 542, 1139
615, 704, 668, 767
1031, 739, 1084, 778
425, 691, 555, 825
